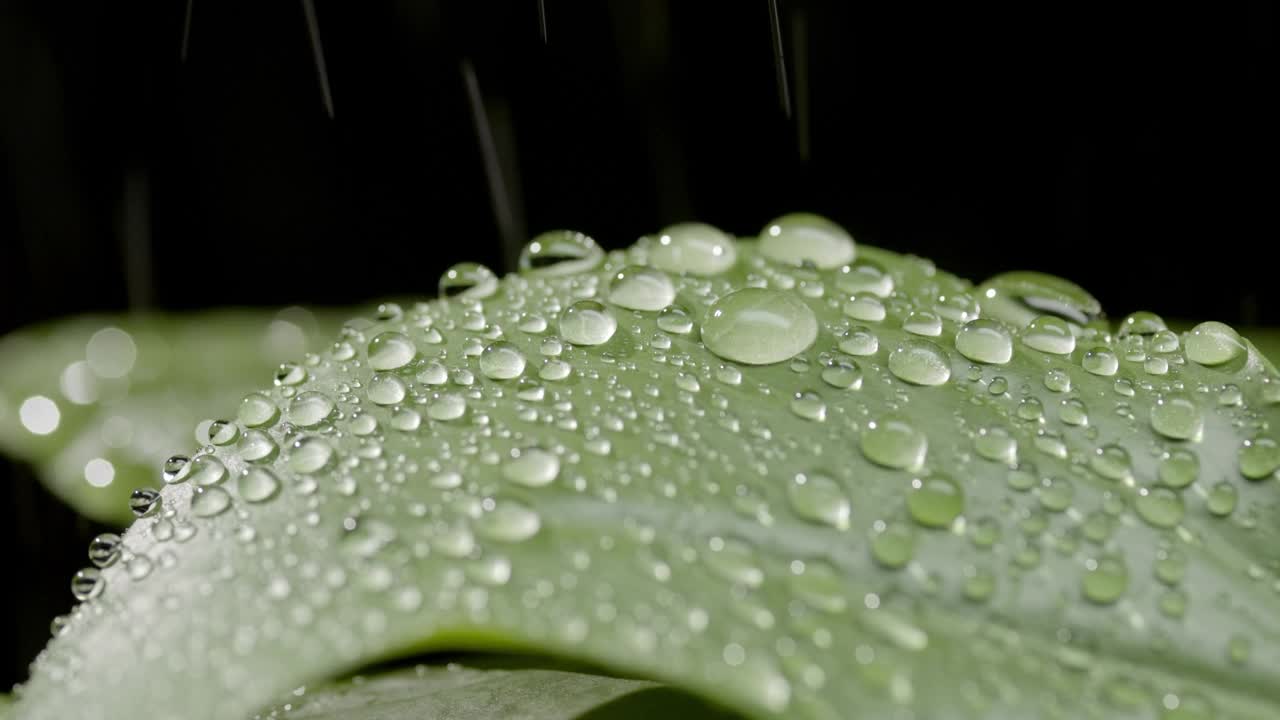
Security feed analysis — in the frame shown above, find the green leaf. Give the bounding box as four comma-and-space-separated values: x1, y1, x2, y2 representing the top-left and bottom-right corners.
12, 224, 1280, 719
255, 656, 738, 719
0, 307, 340, 524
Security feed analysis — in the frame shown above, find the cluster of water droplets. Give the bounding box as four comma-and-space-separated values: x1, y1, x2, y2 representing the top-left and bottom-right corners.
22, 213, 1280, 720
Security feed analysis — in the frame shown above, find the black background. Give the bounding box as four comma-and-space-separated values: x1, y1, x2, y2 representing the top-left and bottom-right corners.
1, 0, 1274, 689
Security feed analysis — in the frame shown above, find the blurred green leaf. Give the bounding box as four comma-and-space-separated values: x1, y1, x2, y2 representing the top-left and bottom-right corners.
0, 307, 341, 524
12, 224, 1280, 719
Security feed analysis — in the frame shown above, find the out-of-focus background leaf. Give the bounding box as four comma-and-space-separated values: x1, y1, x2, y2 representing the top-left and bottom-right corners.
0, 307, 341, 524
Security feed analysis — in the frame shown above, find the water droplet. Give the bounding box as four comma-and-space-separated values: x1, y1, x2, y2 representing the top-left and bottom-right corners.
1082, 555, 1128, 604
187, 455, 227, 486
1091, 445, 1133, 482
274, 362, 307, 386
238, 430, 278, 463
1238, 437, 1280, 480
208, 419, 240, 446
1159, 449, 1199, 488
428, 393, 467, 421
789, 391, 827, 421
238, 468, 281, 503
974, 426, 1018, 466
1042, 369, 1071, 393
1022, 316, 1076, 355
71, 568, 104, 601
1150, 394, 1204, 441
238, 392, 279, 428
649, 222, 737, 275
955, 319, 1013, 364
1185, 321, 1244, 366
559, 300, 618, 346
838, 326, 878, 356
821, 357, 863, 389
902, 310, 942, 337
704, 537, 764, 587
1059, 398, 1089, 426
701, 288, 818, 365
835, 265, 893, 297
976, 271, 1101, 327
289, 437, 334, 474
861, 418, 927, 471
87, 533, 122, 568
888, 339, 951, 386
367, 373, 408, 406
607, 266, 675, 311
1114, 312, 1164, 338
475, 500, 542, 543
161, 455, 190, 484
907, 475, 964, 528
870, 522, 916, 569
438, 262, 498, 299
1016, 397, 1044, 422
841, 296, 886, 322
367, 331, 416, 371
1151, 330, 1180, 353
191, 486, 231, 517
1206, 482, 1238, 517
518, 230, 603, 275
129, 488, 161, 517
289, 390, 335, 428
657, 305, 694, 334
476, 340, 527, 380
1082, 347, 1119, 376
1135, 487, 1184, 528
759, 213, 855, 269
503, 447, 560, 487
788, 472, 851, 530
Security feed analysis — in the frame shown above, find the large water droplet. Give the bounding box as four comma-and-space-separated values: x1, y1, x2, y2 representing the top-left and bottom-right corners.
439, 262, 498, 299
560, 300, 618, 346
758, 213, 855, 269
649, 222, 737, 275
1238, 437, 1280, 480
1159, 449, 1199, 488
1135, 487, 1184, 528
1184, 321, 1244, 366
187, 455, 227, 486
238, 468, 281, 503
475, 500, 542, 543
607, 266, 676, 311
71, 568, 104, 601
788, 472, 851, 530
701, 288, 818, 365
191, 486, 231, 517
888, 339, 951, 386
502, 447, 560, 487
870, 522, 916, 569
1022, 316, 1076, 355
974, 426, 1018, 466
835, 264, 893, 297
367, 331, 416, 371
289, 437, 334, 474
289, 390, 335, 428
1082, 347, 1119, 376
88, 533, 122, 568
902, 310, 943, 337
1082, 555, 1128, 604
955, 319, 1013, 364
238, 392, 279, 428
789, 391, 827, 421
976, 271, 1101, 328
367, 373, 408, 406
861, 418, 927, 471
129, 488, 161, 517
518, 230, 604, 275
907, 475, 964, 528
479, 341, 527, 379
1150, 394, 1204, 441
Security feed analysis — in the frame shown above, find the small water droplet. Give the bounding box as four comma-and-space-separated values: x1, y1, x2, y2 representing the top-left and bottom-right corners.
974, 426, 1018, 466
289, 437, 334, 474
821, 357, 863, 389
902, 310, 943, 337
1082, 347, 1119, 376
1238, 437, 1280, 480
1082, 555, 1128, 604
187, 455, 227, 486
789, 391, 828, 421
1150, 394, 1204, 441
129, 488, 161, 517
367, 373, 408, 406
475, 500, 542, 543
1206, 482, 1238, 517
367, 332, 416, 371
238, 429, 278, 463
71, 567, 104, 601
208, 419, 240, 446
841, 296, 886, 322
835, 264, 893, 297
238, 392, 279, 428
838, 326, 879, 356
161, 455, 190, 484
1135, 487, 1184, 528
289, 390, 335, 427
87, 533, 122, 568
870, 522, 916, 569
1091, 445, 1133, 482
1159, 449, 1199, 488
1042, 369, 1071, 393
274, 362, 307, 386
